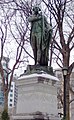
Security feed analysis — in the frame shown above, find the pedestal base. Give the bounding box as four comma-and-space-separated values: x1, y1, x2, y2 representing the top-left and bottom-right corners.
22, 65, 54, 75
12, 70, 60, 120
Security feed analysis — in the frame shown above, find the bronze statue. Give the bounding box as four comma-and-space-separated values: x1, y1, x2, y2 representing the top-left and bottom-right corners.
28, 6, 52, 66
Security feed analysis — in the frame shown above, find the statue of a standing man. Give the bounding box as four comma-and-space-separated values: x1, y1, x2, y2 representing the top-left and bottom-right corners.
28, 6, 52, 66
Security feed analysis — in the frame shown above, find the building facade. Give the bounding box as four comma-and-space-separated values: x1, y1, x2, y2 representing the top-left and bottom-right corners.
8, 81, 18, 109
55, 68, 74, 120
0, 57, 18, 112
0, 57, 9, 108
0, 81, 4, 108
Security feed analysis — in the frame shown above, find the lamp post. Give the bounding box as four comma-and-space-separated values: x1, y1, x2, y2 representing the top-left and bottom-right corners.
62, 67, 68, 119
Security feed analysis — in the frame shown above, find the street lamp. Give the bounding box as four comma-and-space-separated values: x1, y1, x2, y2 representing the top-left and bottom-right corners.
62, 67, 68, 119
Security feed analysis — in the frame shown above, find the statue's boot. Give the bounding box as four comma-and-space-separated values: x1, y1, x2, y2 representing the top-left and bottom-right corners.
37, 49, 41, 65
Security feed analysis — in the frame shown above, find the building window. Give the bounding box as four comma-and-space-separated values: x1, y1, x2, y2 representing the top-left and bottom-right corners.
3, 62, 6, 67
57, 73, 62, 79
0, 102, 2, 105
10, 90, 13, 92
11, 85, 13, 88
10, 104, 12, 107
10, 94, 13, 97
10, 99, 12, 102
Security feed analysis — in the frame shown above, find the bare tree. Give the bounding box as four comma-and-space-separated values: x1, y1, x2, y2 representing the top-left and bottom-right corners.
0, 1, 74, 119
0, 1, 30, 112
42, 0, 74, 119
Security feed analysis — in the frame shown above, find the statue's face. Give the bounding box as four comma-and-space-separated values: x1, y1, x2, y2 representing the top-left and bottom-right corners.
33, 7, 41, 15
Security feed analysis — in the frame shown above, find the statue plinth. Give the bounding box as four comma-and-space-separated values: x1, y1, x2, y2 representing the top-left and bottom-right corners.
22, 65, 54, 76
11, 70, 60, 120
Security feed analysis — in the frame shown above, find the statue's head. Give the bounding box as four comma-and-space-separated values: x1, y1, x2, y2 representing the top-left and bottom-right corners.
33, 6, 41, 15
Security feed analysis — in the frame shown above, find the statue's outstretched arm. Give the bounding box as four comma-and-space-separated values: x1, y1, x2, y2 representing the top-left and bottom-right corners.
28, 16, 42, 22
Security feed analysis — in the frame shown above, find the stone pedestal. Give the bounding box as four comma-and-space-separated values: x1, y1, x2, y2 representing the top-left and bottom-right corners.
12, 71, 60, 120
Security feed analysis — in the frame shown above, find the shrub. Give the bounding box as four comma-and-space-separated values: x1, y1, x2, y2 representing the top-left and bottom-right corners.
1, 110, 10, 120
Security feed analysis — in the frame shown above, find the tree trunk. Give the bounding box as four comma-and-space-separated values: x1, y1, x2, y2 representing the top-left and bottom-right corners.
66, 75, 70, 120
63, 44, 70, 120
4, 91, 8, 112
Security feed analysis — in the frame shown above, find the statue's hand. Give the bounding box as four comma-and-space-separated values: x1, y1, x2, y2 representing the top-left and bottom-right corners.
28, 15, 42, 22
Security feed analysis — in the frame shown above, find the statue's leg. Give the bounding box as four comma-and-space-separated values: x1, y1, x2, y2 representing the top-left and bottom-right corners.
31, 35, 37, 65
36, 36, 41, 65
45, 48, 48, 66
41, 48, 48, 66
37, 46, 41, 64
